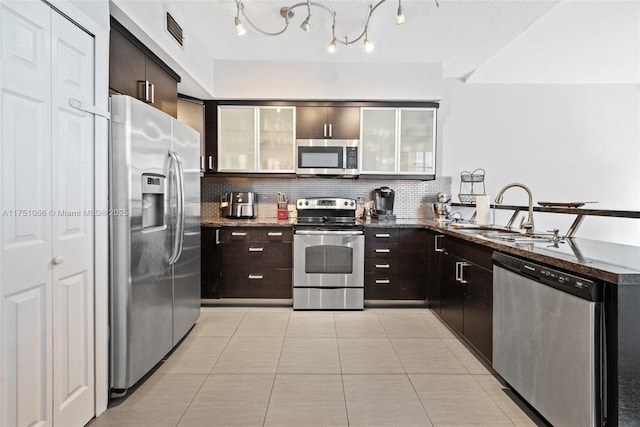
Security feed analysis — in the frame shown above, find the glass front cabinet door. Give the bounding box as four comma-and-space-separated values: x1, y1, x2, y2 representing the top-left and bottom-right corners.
258, 106, 295, 172
217, 105, 295, 173
360, 107, 437, 176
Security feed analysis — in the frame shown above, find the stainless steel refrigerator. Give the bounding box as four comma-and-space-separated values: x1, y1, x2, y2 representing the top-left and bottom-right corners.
109, 95, 201, 395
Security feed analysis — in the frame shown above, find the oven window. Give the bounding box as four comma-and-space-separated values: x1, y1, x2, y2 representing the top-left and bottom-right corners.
305, 245, 353, 274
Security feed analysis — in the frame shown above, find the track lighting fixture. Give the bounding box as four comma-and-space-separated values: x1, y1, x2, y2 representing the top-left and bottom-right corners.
233, 0, 439, 52
235, 16, 246, 36
396, 0, 406, 25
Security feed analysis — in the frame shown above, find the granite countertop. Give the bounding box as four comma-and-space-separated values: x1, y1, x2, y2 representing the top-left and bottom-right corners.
425, 221, 640, 286
201, 217, 640, 285
201, 217, 297, 227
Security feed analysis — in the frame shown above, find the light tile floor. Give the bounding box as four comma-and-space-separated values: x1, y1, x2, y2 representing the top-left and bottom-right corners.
90, 307, 544, 427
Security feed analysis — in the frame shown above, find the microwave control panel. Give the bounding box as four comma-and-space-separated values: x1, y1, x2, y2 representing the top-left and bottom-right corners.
346, 147, 358, 169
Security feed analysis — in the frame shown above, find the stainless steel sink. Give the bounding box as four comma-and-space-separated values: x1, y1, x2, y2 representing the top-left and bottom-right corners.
481, 232, 561, 243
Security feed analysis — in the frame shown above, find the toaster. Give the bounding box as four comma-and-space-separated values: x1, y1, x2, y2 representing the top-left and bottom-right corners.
220, 192, 256, 219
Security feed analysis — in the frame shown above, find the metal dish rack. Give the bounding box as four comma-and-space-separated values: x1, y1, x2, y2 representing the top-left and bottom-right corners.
458, 168, 486, 204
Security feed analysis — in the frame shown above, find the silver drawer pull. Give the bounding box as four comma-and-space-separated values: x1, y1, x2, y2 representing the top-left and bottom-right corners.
248, 274, 263, 280
375, 248, 390, 253
375, 233, 391, 238
248, 247, 264, 252
268, 232, 283, 237
375, 279, 390, 284
434, 235, 444, 252
375, 263, 390, 269
232, 232, 247, 236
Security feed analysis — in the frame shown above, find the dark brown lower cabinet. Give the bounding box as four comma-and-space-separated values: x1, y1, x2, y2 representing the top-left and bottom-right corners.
364, 227, 426, 300
437, 234, 493, 362
201, 227, 221, 298
219, 227, 292, 299
399, 229, 427, 300
425, 230, 442, 312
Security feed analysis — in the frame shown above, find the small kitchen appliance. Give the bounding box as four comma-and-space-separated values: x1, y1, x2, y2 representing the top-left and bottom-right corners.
432, 192, 452, 222
220, 192, 256, 218
373, 187, 396, 220
293, 197, 364, 310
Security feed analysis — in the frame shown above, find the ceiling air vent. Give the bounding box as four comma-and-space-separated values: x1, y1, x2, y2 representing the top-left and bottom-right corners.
166, 12, 183, 46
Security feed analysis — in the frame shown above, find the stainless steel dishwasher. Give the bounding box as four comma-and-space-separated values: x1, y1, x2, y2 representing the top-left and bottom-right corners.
492, 252, 605, 427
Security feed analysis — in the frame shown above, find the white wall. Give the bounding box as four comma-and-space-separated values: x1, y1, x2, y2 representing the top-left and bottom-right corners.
440, 79, 640, 246
212, 60, 443, 100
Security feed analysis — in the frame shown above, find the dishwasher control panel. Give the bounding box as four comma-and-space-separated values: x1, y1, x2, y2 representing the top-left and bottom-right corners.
493, 252, 602, 302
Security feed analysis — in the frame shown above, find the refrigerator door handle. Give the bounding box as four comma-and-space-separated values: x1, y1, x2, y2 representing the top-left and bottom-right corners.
168, 150, 185, 265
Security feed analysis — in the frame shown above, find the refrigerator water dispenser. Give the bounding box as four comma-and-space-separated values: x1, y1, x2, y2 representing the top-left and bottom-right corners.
141, 173, 165, 229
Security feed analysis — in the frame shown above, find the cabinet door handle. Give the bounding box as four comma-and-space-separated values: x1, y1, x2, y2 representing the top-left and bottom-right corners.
232, 232, 247, 236
200, 156, 205, 172
268, 232, 283, 237
248, 274, 263, 280
375, 233, 391, 238
328, 123, 332, 138
215, 229, 220, 245
375, 248, 390, 253
323, 123, 327, 138
248, 247, 264, 252
208, 155, 214, 171
375, 279, 390, 285
375, 263, 390, 269
455, 261, 471, 283
138, 80, 153, 103
434, 235, 444, 252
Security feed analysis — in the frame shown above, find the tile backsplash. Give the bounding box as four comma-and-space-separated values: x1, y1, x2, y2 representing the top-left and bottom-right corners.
201, 176, 452, 220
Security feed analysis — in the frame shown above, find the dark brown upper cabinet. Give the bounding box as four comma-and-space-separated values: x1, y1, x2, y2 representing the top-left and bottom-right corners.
109, 18, 180, 118
296, 106, 360, 139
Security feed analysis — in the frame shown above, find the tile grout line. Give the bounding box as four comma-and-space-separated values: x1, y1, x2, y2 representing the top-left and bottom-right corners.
335, 312, 352, 426
262, 310, 291, 427
170, 309, 251, 426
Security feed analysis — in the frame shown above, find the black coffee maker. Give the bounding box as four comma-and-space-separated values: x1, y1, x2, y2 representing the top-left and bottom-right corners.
373, 187, 396, 220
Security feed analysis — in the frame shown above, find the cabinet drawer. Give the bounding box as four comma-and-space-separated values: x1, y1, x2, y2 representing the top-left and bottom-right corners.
365, 242, 398, 258
219, 228, 258, 242
365, 228, 399, 242
256, 228, 292, 242
222, 242, 292, 268
221, 268, 292, 298
364, 274, 398, 299
365, 259, 399, 275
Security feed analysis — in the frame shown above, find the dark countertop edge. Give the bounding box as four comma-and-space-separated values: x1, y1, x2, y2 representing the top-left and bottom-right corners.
423, 223, 640, 286
201, 218, 640, 285
202, 218, 296, 227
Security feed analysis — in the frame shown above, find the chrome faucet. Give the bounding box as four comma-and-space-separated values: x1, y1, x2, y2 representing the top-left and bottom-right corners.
494, 183, 535, 235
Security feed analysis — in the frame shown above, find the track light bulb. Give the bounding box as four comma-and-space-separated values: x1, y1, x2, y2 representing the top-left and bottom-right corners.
396, 2, 405, 25
364, 36, 374, 52
235, 16, 247, 35
300, 15, 311, 32
327, 38, 336, 53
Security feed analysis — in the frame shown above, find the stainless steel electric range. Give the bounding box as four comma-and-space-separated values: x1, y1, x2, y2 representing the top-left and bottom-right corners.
292, 198, 364, 310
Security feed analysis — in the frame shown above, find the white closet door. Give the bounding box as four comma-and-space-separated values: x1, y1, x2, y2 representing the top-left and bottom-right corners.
1, 2, 96, 426
50, 11, 95, 427
0, 1, 54, 426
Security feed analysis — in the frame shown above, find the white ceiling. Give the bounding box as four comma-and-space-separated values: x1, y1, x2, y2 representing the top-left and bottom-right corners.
110, 0, 638, 98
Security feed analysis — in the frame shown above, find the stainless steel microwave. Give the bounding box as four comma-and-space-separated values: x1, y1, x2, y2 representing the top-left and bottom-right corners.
296, 139, 359, 177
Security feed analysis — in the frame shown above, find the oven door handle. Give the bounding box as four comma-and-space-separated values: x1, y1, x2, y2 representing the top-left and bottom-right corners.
294, 230, 364, 236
